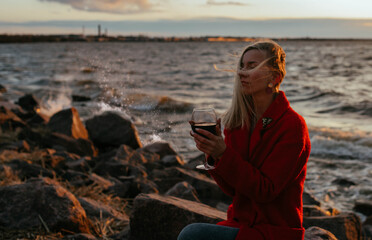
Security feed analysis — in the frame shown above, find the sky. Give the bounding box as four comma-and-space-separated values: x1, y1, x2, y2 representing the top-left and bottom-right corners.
0, 0, 372, 38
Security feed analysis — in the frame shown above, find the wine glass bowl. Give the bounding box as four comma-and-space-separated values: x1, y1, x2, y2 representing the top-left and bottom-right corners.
190, 108, 217, 137
190, 108, 217, 170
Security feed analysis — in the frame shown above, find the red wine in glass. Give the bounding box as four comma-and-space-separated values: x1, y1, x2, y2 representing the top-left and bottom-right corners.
190, 108, 217, 170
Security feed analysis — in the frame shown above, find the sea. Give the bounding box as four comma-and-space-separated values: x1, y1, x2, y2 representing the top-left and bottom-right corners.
1, 40, 372, 217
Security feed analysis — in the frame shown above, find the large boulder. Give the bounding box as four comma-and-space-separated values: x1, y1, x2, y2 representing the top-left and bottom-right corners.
151, 167, 230, 207
0, 178, 91, 233
85, 112, 142, 151
47, 107, 89, 140
129, 193, 226, 240
303, 212, 362, 240
305, 226, 338, 240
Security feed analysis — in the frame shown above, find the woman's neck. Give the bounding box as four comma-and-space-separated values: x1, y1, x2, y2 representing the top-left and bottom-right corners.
253, 92, 278, 120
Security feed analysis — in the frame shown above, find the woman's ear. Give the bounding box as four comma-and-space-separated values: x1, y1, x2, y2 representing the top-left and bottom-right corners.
274, 73, 281, 84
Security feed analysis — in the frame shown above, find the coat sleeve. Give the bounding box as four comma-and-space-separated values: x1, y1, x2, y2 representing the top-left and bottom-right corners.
207, 128, 236, 197
210, 118, 310, 203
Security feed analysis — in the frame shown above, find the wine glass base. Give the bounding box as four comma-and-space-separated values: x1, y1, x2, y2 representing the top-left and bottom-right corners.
196, 164, 215, 170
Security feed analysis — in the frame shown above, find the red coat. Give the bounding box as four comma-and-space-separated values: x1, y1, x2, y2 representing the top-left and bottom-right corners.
209, 91, 311, 240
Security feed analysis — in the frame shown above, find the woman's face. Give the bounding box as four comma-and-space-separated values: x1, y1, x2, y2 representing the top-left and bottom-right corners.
238, 49, 273, 96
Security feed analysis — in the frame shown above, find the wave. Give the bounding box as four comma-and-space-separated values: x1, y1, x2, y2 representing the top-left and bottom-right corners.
309, 126, 372, 160
287, 87, 343, 103
316, 100, 372, 117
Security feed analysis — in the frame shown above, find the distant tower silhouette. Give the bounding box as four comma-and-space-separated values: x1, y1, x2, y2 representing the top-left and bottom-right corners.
98, 24, 101, 37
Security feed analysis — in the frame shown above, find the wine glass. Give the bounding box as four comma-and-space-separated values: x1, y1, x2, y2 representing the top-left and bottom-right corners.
190, 108, 217, 170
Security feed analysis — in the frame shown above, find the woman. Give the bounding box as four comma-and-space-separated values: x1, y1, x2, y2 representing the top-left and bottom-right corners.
178, 40, 311, 240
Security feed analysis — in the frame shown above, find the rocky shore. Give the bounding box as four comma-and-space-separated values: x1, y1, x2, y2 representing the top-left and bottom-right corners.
1, 86, 372, 240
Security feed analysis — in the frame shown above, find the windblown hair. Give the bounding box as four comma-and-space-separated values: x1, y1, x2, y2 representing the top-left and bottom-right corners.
222, 39, 286, 130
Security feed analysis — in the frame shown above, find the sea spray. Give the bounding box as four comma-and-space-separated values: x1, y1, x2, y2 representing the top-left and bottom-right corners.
39, 88, 72, 117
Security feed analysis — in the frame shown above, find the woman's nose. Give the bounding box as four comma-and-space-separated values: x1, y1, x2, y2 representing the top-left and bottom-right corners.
238, 70, 249, 78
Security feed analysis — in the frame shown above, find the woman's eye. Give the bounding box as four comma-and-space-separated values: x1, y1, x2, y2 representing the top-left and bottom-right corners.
241, 65, 256, 70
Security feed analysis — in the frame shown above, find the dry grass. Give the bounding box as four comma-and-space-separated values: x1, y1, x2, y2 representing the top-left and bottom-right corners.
0, 165, 22, 186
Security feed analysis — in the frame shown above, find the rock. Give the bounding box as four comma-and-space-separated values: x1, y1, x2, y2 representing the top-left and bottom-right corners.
303, 212, 362, 240
59, 169, 92, 187
47, 107, 89, 140
353, 200, 372, 217
139, 142, 177, 159
0, 84, 6, 93
26, 112, 49, 126
115, 144, 154, 165
72, 95, 91, 102
0, 140, 31, 152
363, 225, 372, 240
331, 178, 356, 187
0, 178, 91, 233
155, 96, 192, 113
85, 111, 142, 151
303, 205, 330, 217
0, 100, 22, 112
63, 156, 92, 173
93, 160, 147, 179
1, 159, 55, 180
110, 225, 130, 240
304, 226, 338, 240
165, 181, 200, 202
129, 193, 226, 240
47, 132, 97, 157
64, 233, 98, 240
365, 215, 372, 225
109, 177, 158, 199
303, 189, 321, 206
18, 128, 97, 157
161, 155, 185, 167
17, 94, 40, 113
151, 167, 230, 207
78, 197, 129, 222
184, 153, 205, 169
0, 106, 26, 131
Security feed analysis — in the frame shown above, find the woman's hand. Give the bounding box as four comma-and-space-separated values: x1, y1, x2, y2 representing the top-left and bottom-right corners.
190, 118, 226, 159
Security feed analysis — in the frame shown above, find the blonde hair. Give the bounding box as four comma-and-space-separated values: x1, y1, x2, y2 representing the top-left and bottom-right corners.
222, 39, 286, 130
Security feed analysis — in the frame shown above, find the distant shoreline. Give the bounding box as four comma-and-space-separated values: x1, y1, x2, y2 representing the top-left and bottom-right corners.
1, 34, 372, 43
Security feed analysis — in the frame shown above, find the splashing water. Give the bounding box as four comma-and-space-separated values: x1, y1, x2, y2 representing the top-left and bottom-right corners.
39, 91, 72, 117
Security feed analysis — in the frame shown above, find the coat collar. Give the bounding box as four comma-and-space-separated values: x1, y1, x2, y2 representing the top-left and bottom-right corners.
249, 91, 290, 153
255, 91, 290, 131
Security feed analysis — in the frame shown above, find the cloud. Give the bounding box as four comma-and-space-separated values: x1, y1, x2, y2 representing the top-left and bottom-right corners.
206, 0, 248, 6
39, 0, 153, 14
